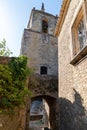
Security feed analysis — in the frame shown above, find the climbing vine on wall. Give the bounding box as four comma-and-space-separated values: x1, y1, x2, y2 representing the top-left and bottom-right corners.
0, 56, 32, 110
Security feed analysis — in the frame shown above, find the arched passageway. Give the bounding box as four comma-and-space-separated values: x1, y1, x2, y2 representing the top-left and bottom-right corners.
28, 95, 59, 130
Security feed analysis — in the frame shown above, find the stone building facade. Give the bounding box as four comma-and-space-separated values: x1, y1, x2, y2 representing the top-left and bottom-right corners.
55, 0, 87, 130
21, 4, 59, 130
21, 5, 58, 76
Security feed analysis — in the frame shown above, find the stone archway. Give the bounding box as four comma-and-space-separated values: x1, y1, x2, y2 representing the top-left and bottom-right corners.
28, 95, 59, 130
25, 75, 59, 130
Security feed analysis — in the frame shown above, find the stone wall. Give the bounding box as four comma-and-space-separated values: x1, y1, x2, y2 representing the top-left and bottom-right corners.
26, 74, 59, 130
21, 9, 58, 76
0, 56, 59, 130
0, 56, 11, 64
21, 29, 58, 76
0, 107, 26, 130
28, 74, 58, 98
27, 9, 57, 35
20, 9, 59, 129
58, 0, 87, 129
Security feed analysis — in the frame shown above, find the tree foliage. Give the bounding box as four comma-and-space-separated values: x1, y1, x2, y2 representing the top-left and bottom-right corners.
0, 56, 32, 110
0, 39, 12, 56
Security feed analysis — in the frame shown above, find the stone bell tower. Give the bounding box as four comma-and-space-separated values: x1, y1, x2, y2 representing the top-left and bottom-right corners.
20, 3, 58, 76
20, 4, 59, 130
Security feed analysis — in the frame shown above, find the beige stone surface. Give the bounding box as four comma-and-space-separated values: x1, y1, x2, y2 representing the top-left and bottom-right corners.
58, 0, 87, 104
0, 107, 26, 130
57, 0, 87, 129
21, 9, 58, 76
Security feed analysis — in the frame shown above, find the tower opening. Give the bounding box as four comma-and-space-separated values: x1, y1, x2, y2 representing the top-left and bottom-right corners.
42, 20, 48, 33
40, 66, 47, 75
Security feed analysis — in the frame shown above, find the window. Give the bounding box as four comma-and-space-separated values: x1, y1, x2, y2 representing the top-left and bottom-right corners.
78, 20, 86, 49
42, 19, 48, 33
40, 66, 47, 75
70, 6, 87, 65
72, 7, 86, 56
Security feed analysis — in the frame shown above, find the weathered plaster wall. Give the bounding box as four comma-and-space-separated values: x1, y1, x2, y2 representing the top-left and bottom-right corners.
58, 0, 87, 129
0, 108, 26, 130
21, 30, 58, 76
21, 9, 58, 76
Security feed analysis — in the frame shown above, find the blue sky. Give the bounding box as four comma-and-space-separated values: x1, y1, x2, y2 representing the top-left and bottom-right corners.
0, 0, 62, 56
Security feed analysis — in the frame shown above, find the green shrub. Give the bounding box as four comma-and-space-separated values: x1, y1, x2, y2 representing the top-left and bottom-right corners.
0, 56, 32, 110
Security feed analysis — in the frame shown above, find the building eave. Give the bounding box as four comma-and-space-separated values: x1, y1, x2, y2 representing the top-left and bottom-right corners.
54, 0, 71, 36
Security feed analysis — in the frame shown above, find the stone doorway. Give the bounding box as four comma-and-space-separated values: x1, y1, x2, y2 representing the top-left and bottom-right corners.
28, 95, 58, 130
